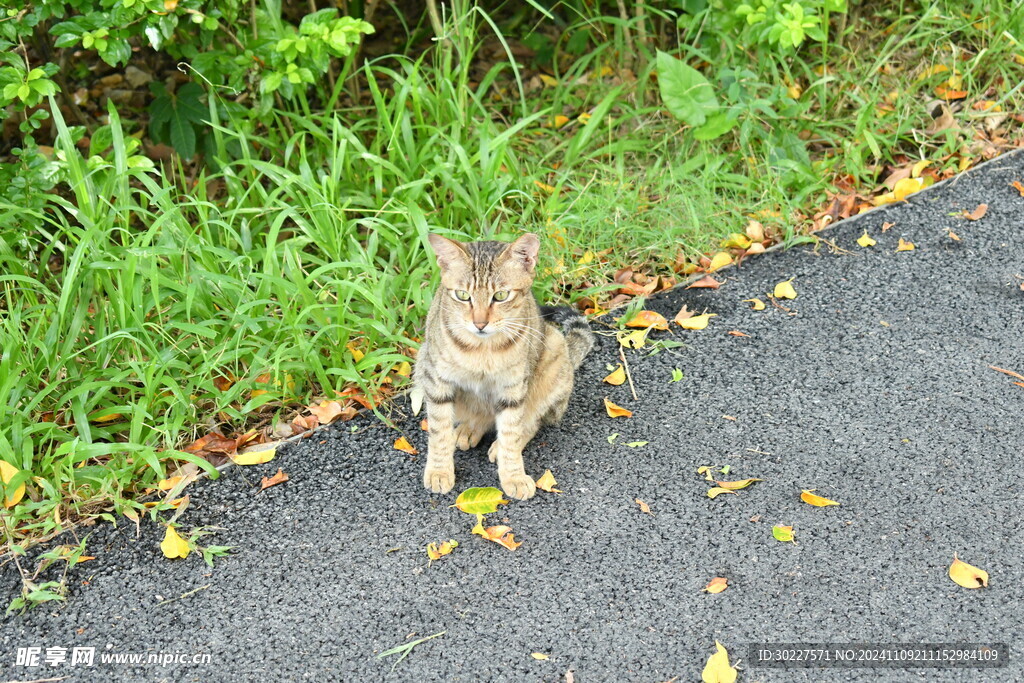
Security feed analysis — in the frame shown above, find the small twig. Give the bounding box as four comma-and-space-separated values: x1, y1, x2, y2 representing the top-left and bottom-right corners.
619, 346, 638, 401
156, 583, 211, 606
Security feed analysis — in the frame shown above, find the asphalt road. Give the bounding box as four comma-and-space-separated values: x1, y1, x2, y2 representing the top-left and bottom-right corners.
2, 152, 1023, 683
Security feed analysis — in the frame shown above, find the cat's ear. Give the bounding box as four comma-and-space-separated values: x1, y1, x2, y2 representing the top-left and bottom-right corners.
428, 234, 470, 271
504, 233, 540, 273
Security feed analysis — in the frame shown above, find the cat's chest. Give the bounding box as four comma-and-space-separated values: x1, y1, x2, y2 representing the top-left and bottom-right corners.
445, 363, 514, 403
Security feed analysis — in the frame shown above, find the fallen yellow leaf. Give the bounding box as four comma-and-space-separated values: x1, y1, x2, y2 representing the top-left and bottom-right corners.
346, 342, 365, 363
720, 233, 752, 250
703, 577, 728, 594
603, 365, 626, 386
231, 447, 277, 466
454, 487, 509, 514
604, 397, 633, 418
707, 487, 738, 499
896, 238, 916, 252
160, 526, 190, 559
0, 461, 25, 508
426, 539, 459, 561
535, 469, 562, 493
552, 114, 570, 128
625, 310, 669, 330
677, 313, 716, 330
531, 652, 550, 660
949, 554, 988, 588
617, 328, 648, 349
472, 521, 522, 550
801, 489, 840, 506
534, 180, 557, 194
707, 252, 733, 273
773, 279, 797, 299
911, 159, 930, 177
701, 641, 738, 683
857, 231, 876, 247
393, 436, 418, 455
716, 478, 762, 490
1011, 180, 1024, 197
743, 298, 766, 311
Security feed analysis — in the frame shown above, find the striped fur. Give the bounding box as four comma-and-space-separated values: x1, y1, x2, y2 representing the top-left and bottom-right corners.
414, 233, 594, 500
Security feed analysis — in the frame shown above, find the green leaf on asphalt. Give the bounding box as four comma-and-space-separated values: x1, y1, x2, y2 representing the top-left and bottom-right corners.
656, 50, 719, 128
670, 368, 684, 383
772, 525, 795, 543
377, 631, 445, 671
453, 487, 508, 515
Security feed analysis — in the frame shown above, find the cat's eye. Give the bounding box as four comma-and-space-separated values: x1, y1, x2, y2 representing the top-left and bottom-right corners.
492, 290, 510, 302
454, 290, 471, 301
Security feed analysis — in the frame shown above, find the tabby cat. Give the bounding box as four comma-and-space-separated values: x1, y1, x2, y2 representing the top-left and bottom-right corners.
414, 233, 594, 500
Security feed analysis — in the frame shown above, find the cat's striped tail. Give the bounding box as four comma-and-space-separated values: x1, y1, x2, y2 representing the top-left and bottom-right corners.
540, 305, 595, 369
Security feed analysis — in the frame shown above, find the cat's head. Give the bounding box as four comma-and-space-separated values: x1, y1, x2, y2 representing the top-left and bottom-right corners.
427, 233, 540, 343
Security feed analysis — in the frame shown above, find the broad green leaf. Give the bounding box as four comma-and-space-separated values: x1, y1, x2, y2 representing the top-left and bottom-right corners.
656, 50, 719, 127
453, 487, 508, 514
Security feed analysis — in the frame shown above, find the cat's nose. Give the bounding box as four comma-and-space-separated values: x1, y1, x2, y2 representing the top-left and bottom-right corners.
474, 321, 488, 331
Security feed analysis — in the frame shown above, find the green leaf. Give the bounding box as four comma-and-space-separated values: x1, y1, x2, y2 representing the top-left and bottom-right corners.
693, 111, 737, 141
656, 50, 718, 127
670, 368, 683, 383
452, 487, 508, 514
169, 115, 196, 158
624, 441, 648, 448
772, 525, 795, 543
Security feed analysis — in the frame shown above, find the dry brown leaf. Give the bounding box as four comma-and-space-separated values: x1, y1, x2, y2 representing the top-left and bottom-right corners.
703, 577, 728, 594
716, 478, 762, 490
1011, 180, 1024, 197
948, 230, 961, 241
881, 221, 895, 232
727, 330, 750, 337
260, 468, 289, 490
394, 436, 419, 454
687, 275, 723, 289
990, 365, 1024, 381
604, 397, 633, 418
635, 498, 653, 515
962, 203, 988, 221
308, 400, 345, 425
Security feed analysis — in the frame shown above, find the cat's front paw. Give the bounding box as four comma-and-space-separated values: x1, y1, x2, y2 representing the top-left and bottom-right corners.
455, 422, 487, 451
500, 473, 537, 501
423, 465, 455, 494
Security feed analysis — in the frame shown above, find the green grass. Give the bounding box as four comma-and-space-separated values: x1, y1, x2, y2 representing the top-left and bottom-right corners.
2, 0, 1023, 608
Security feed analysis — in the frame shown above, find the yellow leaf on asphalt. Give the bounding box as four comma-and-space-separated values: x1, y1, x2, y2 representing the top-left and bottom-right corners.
857, 231, 876, 247
702, 641, 738, 683
677, 313, 716, 330
625, 310, 669, 330
949, 554, 988, 589
603, 365, 626, 386
0, 461, 25, 508
531, 652, 550, 660
772, 524, 795, 542
707, 252, 733, 272
716, 478, 762, 490
773, 279, 797, 299
896, 238, 916, 252
393, 436, 418, 454
801, 489, 840, 506
231, 447, 277, 466
894, 175, 930, 201
536, 469, 562, 493
617, 328, 647, 349
604, 397, 633, 418
703, 577, 729, 594
707, 487, 738, 499
744, 298, 766, 311
426, 539, 458, 561
160, 526, 190, 559
472, 522, 522, 550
